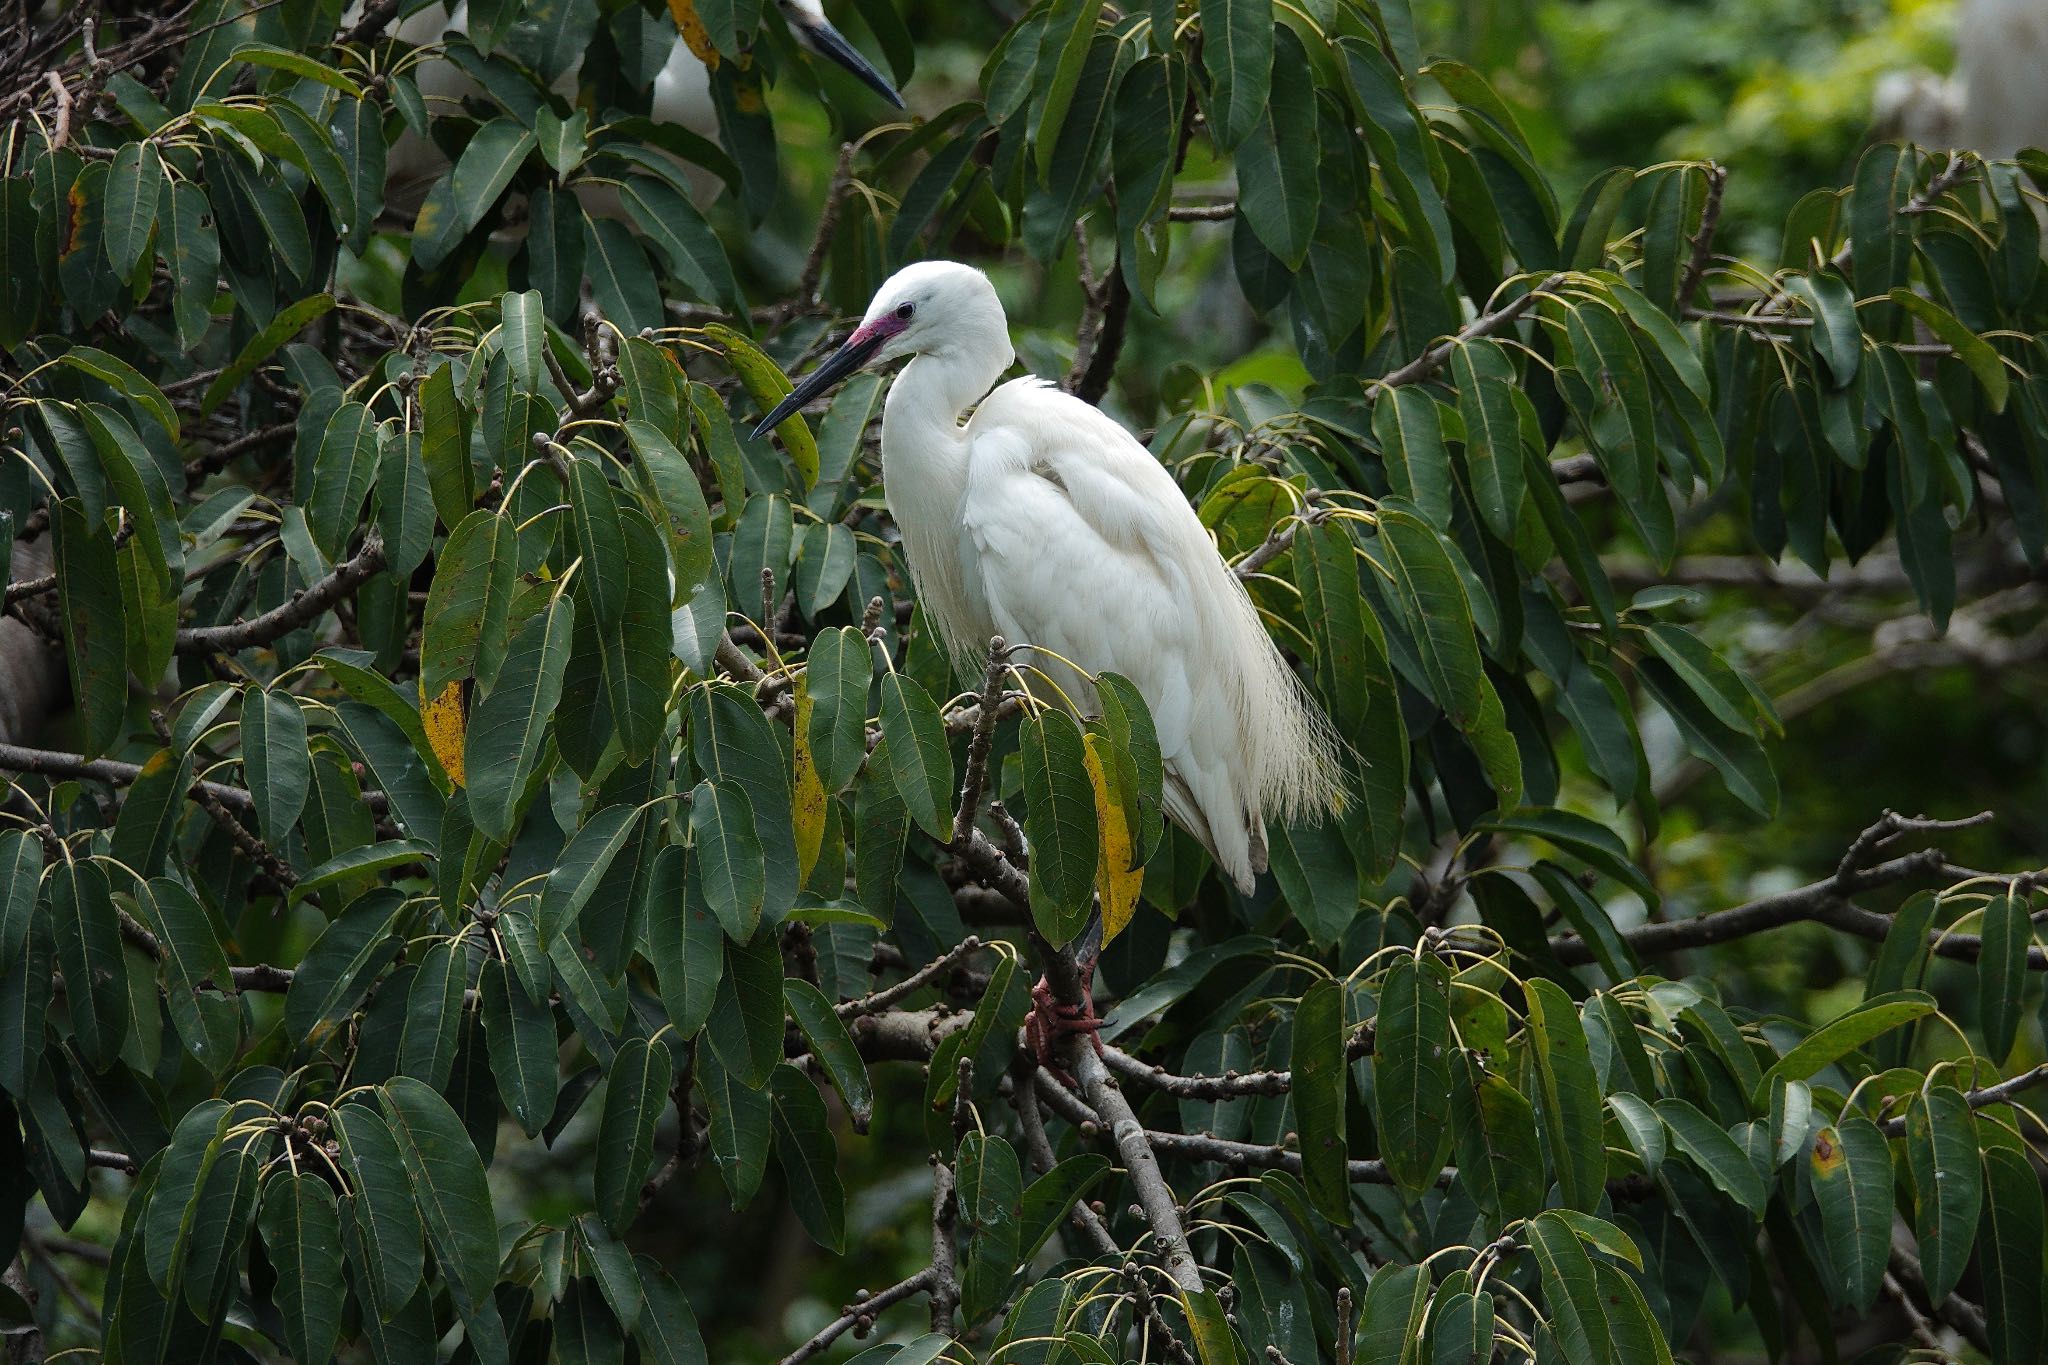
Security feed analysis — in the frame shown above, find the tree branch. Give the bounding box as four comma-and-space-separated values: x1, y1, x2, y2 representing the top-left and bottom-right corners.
1675, 162, 1728, 306
836, 938, 985, 1020
1371, 274, 1568, 392
1100, 1045, 1291, 1099
1876, 1061, 2048, 1138
176, 532, 386, 655
775, 1269, 935, 1365
0, 743, 256, 816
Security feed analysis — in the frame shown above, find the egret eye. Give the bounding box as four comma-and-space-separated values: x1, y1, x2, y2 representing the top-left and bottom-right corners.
895, 302, 915, 320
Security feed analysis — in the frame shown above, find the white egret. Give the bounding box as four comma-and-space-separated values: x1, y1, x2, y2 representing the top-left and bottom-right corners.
1874, 0, 2048, 158
753, 262, 1348, 897
346, 0, 903, 212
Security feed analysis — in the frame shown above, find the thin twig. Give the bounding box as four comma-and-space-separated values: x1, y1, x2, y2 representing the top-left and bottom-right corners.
776, 1269, 935, 1365
835, 937, 985, 1020
795, 143, 857, 308
951, 637, 1008, 846
43, 70, 72, 149
176, 532, 387, 655
1371, 274, 1568, 392
1675, 162, 1727, 307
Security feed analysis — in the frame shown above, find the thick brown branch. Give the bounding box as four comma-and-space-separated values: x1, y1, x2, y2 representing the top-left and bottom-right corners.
0, 743, 256, 816
176, 533, 387, 655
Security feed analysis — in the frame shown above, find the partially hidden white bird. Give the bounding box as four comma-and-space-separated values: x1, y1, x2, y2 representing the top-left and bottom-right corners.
753, 262, 1347, 895
346, 0, 902, 213
1874, 0, 2048, 159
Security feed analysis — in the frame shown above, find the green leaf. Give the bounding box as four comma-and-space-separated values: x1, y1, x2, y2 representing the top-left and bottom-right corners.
876, 671, 953, 841
1636, 657, 1777, 817
1374, 507, 1484, 727
539, 806, 643, 947
625, 420, 714, 601
448, 117, 536, 238
419, 360, 475, 529
1354, 1261, 1430, 1365
633, 1257, 710, 1365
1451, 1049, 1544, 1234
646, 847, 723, 1039
706, 932, 786, 1088
284, 890, 403, 1039
554, 1276, 626, 1365
1199, 0, 1273, 151
51, 499, 129, 758
331, 1103, 425, 1317
1373, 386, 1454, 530
399, 939, 466, 1090
1019, 709, 1099, 945
480, 958, 557, 1137
1783, 273, 1861, 388
464, 593, 575, 842
1525, 978, 1607, 1212
1640, 622, 1760, 739
1977, 888, 2029, 1063
1235, 25, 1318, 269
698, 1042, 771, 1208
1906, 1083, 1981, 1303
1657, 1097, 1767, 1215
784, 980, 874, 1132
289, 839, 433, 907
51, 858, 124, 1070
620, 176, 745, 321
595, 1037, 673, 1238
422, 510, 517, 701
1809, 1117, 1891, 1311
102, 142, 163, 280
568, 457, 629, 633
707, 322, 821, 487
1890, 288, 2011, 411
1980, 1144, 2045, 1365
378, 1076, 500, 1314
258, 1170, 344, 1365
1289, 977, 1350, 1218
806, 627, 873, 794
1524, 1211, 1613, 1365
1480, 806, 1656, 904
1373, 956, 1453, 1201
199, 294, 336, 416
1756, 989, 1938, 1101
690, 780, 767, 942
1450, 360, 1528, 540
770, 1066, 845, 1252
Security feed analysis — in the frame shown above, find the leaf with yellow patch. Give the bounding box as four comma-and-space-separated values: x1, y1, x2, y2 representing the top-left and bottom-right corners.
1084, 732, 1142, 944
423, 680, 467, 787
665, 0, 721, 68
791, 677, 827, 884
703, 322, 819, 488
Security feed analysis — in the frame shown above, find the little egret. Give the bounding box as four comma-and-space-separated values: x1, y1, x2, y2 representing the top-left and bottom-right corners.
753, 262, 1348, 897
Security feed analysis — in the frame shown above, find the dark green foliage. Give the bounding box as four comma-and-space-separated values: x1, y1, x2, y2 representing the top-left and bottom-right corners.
3, 2, 2045, 1362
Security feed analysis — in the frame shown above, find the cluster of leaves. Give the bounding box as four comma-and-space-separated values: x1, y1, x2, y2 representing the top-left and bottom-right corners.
2, 0, 2047, 1363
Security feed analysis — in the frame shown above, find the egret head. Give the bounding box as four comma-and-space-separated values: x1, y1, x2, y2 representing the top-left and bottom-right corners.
752, 262, 1012, 436
777, 0, 904, 109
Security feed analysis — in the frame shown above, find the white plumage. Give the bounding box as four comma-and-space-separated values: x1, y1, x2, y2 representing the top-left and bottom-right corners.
1875, 0, 2048, 159
757, 262, 1346, 892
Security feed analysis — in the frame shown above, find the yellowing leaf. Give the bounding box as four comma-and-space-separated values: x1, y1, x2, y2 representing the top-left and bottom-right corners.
664, 0, 721, 71
1810, 1125, 1845, 1180
702, 322, 820, 489
792, 678, 827, 884
424, 680, 467, 787
1084, 732, 1142, 944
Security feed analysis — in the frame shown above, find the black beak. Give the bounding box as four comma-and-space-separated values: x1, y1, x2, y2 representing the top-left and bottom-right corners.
795, 14, 905, 109
752, 327, 887, 439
